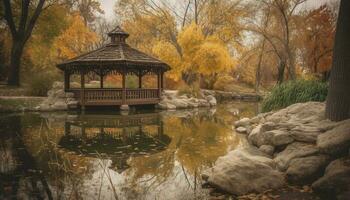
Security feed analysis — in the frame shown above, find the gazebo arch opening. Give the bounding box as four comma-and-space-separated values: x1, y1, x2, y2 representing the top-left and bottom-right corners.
57, 26, 170, 109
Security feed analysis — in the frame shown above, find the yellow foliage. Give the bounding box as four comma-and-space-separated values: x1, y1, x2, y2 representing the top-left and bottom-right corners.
178, 23, 204, 59
194, 40, 233, 75
152, 40, 182, 81
213, 75, 234, 90
152, 23, 234, 84
52, 14, 99, 60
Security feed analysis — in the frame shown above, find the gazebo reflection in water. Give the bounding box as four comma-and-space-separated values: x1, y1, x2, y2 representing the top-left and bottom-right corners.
59, 112, 171, 173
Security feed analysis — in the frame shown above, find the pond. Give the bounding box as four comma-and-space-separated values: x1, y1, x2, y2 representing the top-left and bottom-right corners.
0, 101, 259, 200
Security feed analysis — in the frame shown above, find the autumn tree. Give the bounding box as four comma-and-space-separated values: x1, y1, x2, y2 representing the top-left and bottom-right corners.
246, 0, 307, 84
2, 0, 48, 86
115, 0, 245, 88
298, 5, 336, 80
52, 14, 98, 61
66, 0, 104, 26
325, 0, 350, 121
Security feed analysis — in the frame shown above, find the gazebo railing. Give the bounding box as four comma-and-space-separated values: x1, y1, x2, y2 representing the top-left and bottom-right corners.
67, 88, 160, 105
126, 89, 159, 100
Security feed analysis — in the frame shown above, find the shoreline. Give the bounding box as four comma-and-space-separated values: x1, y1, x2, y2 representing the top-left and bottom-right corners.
202, 101, 350, 199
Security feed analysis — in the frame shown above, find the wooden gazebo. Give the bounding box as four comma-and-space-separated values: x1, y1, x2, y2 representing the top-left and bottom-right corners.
57, 26, 170, 110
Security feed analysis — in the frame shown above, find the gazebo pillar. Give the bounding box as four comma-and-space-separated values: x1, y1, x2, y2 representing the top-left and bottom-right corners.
100, 69, 104, 88
64, 71, 70, 91
80, 72, 85, 110
138, 71, 142, 88
122, 70, 126, 104
157, 71, 161, 98
161, 71, 164, 91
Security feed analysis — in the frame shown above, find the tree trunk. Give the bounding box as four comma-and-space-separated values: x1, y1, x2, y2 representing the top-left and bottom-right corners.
7, 41, 24, 86
255, 39, 266, 93
325, 0, 350, 121
277, 60, 286, 84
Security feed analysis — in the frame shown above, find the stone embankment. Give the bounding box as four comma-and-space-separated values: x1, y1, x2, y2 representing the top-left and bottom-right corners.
156, 90, 217, 110
202, 101, 350, 199
35, 82, 78, 111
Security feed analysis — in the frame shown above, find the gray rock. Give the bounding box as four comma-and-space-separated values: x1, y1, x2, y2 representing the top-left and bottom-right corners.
187, 101, 199, 108
259, 145, 275, 156
274, 142, 319, 171
248, 123, 276, 147
290, 125, 323, 143
54, 89, 66, 98
250, 115, 263, 124
198, 99, 210, 107
157, 102, 176, 110
312, 157, 350, 199
317, 119, 350, 155
171, 99, 189, 109
236, 127, 247, 134
286, 155, 330, 184
206, 95, 217, 106
52, 101, 67, 110
272, 130, 294, 146
234, 117, 251, 127
120, 105, 129, 110
202, 147, 284, 195
52, 81, 64, 89
287, 102, 325, 121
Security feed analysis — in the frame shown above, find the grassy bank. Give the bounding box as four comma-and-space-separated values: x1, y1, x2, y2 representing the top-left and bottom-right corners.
262, 79, 328, 112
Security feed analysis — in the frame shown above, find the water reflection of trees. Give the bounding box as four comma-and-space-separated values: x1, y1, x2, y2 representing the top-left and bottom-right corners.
0, 115, 53, 200
0, 101, 258, 199
125, 106, 243, 198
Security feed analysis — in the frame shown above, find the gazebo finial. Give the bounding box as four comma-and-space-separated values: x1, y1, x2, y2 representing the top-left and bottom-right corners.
108, 25, 129, 44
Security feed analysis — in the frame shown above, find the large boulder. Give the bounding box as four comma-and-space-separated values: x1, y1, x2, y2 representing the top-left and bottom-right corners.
202, 147, 285, 195
272, 130, 294, 146
274, 142, 319, 171
248, 122, 276, 147
317, 119, 350, 155
259, 145, 275, 156
170, 99, 188, 109
286, 155, 330, 184
312, 157, 350, 200
287, 102, 325, 123
290, 125, 324, 143
234, 117, 251, 127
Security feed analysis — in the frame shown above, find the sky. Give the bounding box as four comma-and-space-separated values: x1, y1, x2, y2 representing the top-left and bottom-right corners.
100, 0, 116, 20
99, 0, 337, 21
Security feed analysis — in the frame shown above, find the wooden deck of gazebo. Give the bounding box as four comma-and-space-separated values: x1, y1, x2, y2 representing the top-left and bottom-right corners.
56, 26, 170, 109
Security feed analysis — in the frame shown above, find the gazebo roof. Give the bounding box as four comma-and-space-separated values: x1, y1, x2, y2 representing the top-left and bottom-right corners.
57, 26, 170, 72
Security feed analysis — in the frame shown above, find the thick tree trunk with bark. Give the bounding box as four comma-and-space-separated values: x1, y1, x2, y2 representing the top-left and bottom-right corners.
8, 41, 25, 86
325, 0, 350, 121
2, 0, 46, 86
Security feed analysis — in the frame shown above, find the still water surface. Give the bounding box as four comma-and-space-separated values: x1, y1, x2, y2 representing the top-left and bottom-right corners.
0, 102, 259, 200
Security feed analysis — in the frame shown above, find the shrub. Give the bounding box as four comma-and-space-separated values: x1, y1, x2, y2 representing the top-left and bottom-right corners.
27, 73, 56, 96
261, 79, 328, 112
178, 82, 202, 98
213, 75, 234, 91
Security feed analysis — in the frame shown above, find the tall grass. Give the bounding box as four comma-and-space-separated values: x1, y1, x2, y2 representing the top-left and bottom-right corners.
261, 79, 328, 112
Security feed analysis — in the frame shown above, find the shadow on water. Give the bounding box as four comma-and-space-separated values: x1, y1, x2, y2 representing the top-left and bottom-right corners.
0, 115, 53, 200
59, 113, 171, 173
0, 101, 259, 199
